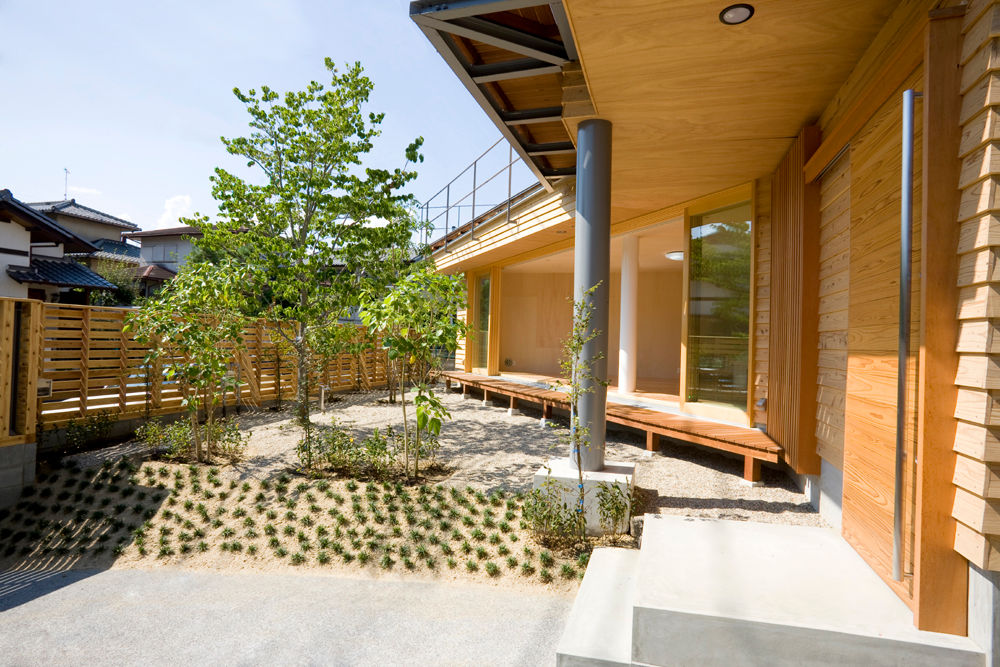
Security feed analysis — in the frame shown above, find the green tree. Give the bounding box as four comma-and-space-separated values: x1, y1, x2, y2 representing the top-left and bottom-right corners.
361, 265, 468, 478
89, 259, 142, 307
127, 261, 249, 461
190, 59, 424, 465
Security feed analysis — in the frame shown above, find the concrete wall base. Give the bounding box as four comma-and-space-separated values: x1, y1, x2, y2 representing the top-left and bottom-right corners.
533, 458, 635, 536
0, 441, 37, 508
969, 562, 1000, 667
788, 459, 843, 533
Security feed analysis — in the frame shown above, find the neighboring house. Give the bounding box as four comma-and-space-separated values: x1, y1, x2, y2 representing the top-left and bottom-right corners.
29, 199, 141, 269
0, 189, 115, 301
125, 225, 202, 295
412, 0, 1000, 659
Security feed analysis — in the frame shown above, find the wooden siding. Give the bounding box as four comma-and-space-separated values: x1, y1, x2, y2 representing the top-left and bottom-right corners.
767, 127, 822, 475
841, 66, 924, 603
952, 0, 1000, 573
816, 151, 851, 469
433, 183, 576, 275
753, 179, 770, 427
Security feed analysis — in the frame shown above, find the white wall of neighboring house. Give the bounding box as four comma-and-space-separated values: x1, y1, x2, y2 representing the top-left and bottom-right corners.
31, 242, 64, 258
139, 236, 194, 272
0, 220, 30, 298
49, 215, 126, 243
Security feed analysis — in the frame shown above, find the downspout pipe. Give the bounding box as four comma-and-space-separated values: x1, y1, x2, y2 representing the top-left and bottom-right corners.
894, 88, 921, 582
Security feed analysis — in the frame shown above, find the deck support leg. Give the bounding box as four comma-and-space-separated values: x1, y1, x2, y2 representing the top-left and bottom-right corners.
482, 389, 489, 407
461, 383, 468, 399
507, 396, 518, 417
743, 457, 762, 485
445, 378, 452, 392
646, 431, 660, 452
541, 402, 552, 427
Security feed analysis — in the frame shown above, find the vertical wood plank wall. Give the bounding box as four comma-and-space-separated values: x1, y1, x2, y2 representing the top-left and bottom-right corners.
817, 152, 851, 470
767, 128, 821, 474
753, 179, 771, 428
842, 67, 924, 602
952, 0, 1000, 571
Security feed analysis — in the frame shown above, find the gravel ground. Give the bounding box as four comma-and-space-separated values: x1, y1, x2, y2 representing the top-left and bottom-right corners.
71, 387, 823, 528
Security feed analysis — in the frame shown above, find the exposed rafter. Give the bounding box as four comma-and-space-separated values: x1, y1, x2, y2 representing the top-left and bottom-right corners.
469, 59, 562, 83
409, 0, 581, 189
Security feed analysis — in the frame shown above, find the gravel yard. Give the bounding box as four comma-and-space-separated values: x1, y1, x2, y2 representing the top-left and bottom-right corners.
180, 387, 825, 528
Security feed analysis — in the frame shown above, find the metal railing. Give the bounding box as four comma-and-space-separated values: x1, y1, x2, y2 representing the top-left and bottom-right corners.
418, 139, 527, 251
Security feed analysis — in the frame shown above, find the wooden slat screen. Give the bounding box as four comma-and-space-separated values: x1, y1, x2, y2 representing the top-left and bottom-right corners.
766, 126, 822, 475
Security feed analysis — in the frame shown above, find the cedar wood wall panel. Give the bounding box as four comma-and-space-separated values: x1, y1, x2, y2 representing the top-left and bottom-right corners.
841, 67, 924, 599
817, 152, 851, 469
951, 0, 1000, 572
767, 128, 821, 474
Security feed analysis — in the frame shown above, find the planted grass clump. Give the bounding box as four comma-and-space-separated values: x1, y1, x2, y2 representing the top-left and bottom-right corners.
1, 458, 587, 589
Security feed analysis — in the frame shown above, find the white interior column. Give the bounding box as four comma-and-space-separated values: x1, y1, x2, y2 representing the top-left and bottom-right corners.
618, 235, 638, 394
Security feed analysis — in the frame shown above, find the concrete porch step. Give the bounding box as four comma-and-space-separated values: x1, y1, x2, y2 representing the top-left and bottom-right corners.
557, 547, 640, 667
632, 515, 984, 667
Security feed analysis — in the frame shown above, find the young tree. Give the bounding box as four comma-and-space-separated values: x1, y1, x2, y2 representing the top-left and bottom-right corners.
192, 59, 423, 459
127, 261, 249, 462
361, 265, 467, 478
89, 259, 142, 307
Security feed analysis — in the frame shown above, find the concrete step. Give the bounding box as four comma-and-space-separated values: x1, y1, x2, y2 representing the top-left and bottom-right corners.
632, 515, 985, 667
557, 547, 640, 667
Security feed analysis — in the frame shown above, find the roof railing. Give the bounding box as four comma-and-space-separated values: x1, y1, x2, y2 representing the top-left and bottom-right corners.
419, 138, 524, 252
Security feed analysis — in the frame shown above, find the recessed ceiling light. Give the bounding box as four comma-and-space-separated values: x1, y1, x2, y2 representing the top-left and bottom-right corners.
664, 251, 684, 261
719, 3, 754, 25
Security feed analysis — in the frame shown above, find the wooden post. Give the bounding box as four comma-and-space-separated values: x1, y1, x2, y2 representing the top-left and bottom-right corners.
912, 6, 967, 634
743, 456, 762, 484
507, 395, 518, 416
0, 301, 14, 436
461, 383, 468, 398
482, 389, 489, 405
118, 311, 128, 416
646, 431, 660, 452
79, 306, 90, 417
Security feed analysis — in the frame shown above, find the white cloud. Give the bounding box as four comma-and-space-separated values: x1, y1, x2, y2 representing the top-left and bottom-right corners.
155, 194, 193, 229
68, 185, 101, 196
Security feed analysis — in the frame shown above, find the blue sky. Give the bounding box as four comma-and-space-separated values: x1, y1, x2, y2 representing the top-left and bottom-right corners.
0, 0, 536, 233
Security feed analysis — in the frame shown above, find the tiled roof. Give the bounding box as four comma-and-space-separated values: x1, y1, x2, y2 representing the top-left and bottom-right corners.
65, 238, 142, 264
94, 238, 141, 258
126, 225, 202, 238
6, 258, 116, 290
29, 199, 138, 230
0, 189, 97, 253
134, 264, 176, 281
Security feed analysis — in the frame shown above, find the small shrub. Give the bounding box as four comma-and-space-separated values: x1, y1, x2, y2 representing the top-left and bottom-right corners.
465, 559, 478, 572
485, 561, 500, 577
539, 568, 553, 583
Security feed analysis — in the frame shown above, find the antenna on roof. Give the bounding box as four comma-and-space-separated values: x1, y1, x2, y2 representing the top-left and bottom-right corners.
63, 168, 70, 199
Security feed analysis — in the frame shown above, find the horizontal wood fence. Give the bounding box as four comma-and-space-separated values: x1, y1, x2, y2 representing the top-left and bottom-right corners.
0, 298, 387, 448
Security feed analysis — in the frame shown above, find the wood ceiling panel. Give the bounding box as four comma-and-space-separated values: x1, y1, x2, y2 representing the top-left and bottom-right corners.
563, 0, 898, 222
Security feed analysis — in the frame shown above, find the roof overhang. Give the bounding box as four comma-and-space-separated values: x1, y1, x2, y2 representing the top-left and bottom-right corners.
409, 1, 580, 191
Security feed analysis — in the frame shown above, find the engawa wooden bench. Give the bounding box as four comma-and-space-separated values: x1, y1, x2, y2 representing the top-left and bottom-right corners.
439, 370, 782, 483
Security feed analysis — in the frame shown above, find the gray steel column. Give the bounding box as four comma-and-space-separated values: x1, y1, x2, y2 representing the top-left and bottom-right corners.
572, 118, 612, 471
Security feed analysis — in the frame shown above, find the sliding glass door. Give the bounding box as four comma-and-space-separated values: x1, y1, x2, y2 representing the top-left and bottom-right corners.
685, 201, 752, 412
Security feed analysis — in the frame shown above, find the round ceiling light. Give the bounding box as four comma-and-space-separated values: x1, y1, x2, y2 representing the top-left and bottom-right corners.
719, 3, 754, 25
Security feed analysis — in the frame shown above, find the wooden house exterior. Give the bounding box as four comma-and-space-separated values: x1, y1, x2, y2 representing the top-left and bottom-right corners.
411, 0, 1000, 639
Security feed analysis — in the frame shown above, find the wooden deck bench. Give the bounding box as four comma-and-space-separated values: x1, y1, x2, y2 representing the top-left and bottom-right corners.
440, 370, 782, 483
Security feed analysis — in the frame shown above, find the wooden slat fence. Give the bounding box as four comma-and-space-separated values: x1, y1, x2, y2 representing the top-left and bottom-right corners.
0, 298, 387, 442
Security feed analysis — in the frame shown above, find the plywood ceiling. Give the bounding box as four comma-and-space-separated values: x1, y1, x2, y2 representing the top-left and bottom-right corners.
562, 0, 897, 223
506, 216, 684, 273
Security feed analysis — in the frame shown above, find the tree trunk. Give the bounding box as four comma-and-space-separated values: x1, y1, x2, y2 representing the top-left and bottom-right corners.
399, 369, 409, 477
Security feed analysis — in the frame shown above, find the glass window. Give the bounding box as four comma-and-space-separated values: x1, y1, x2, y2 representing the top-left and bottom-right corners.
473, 273, 490, 369
686, 202, 752, 411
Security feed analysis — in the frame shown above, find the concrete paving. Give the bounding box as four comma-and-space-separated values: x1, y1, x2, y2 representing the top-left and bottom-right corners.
0, 568, 572, 666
